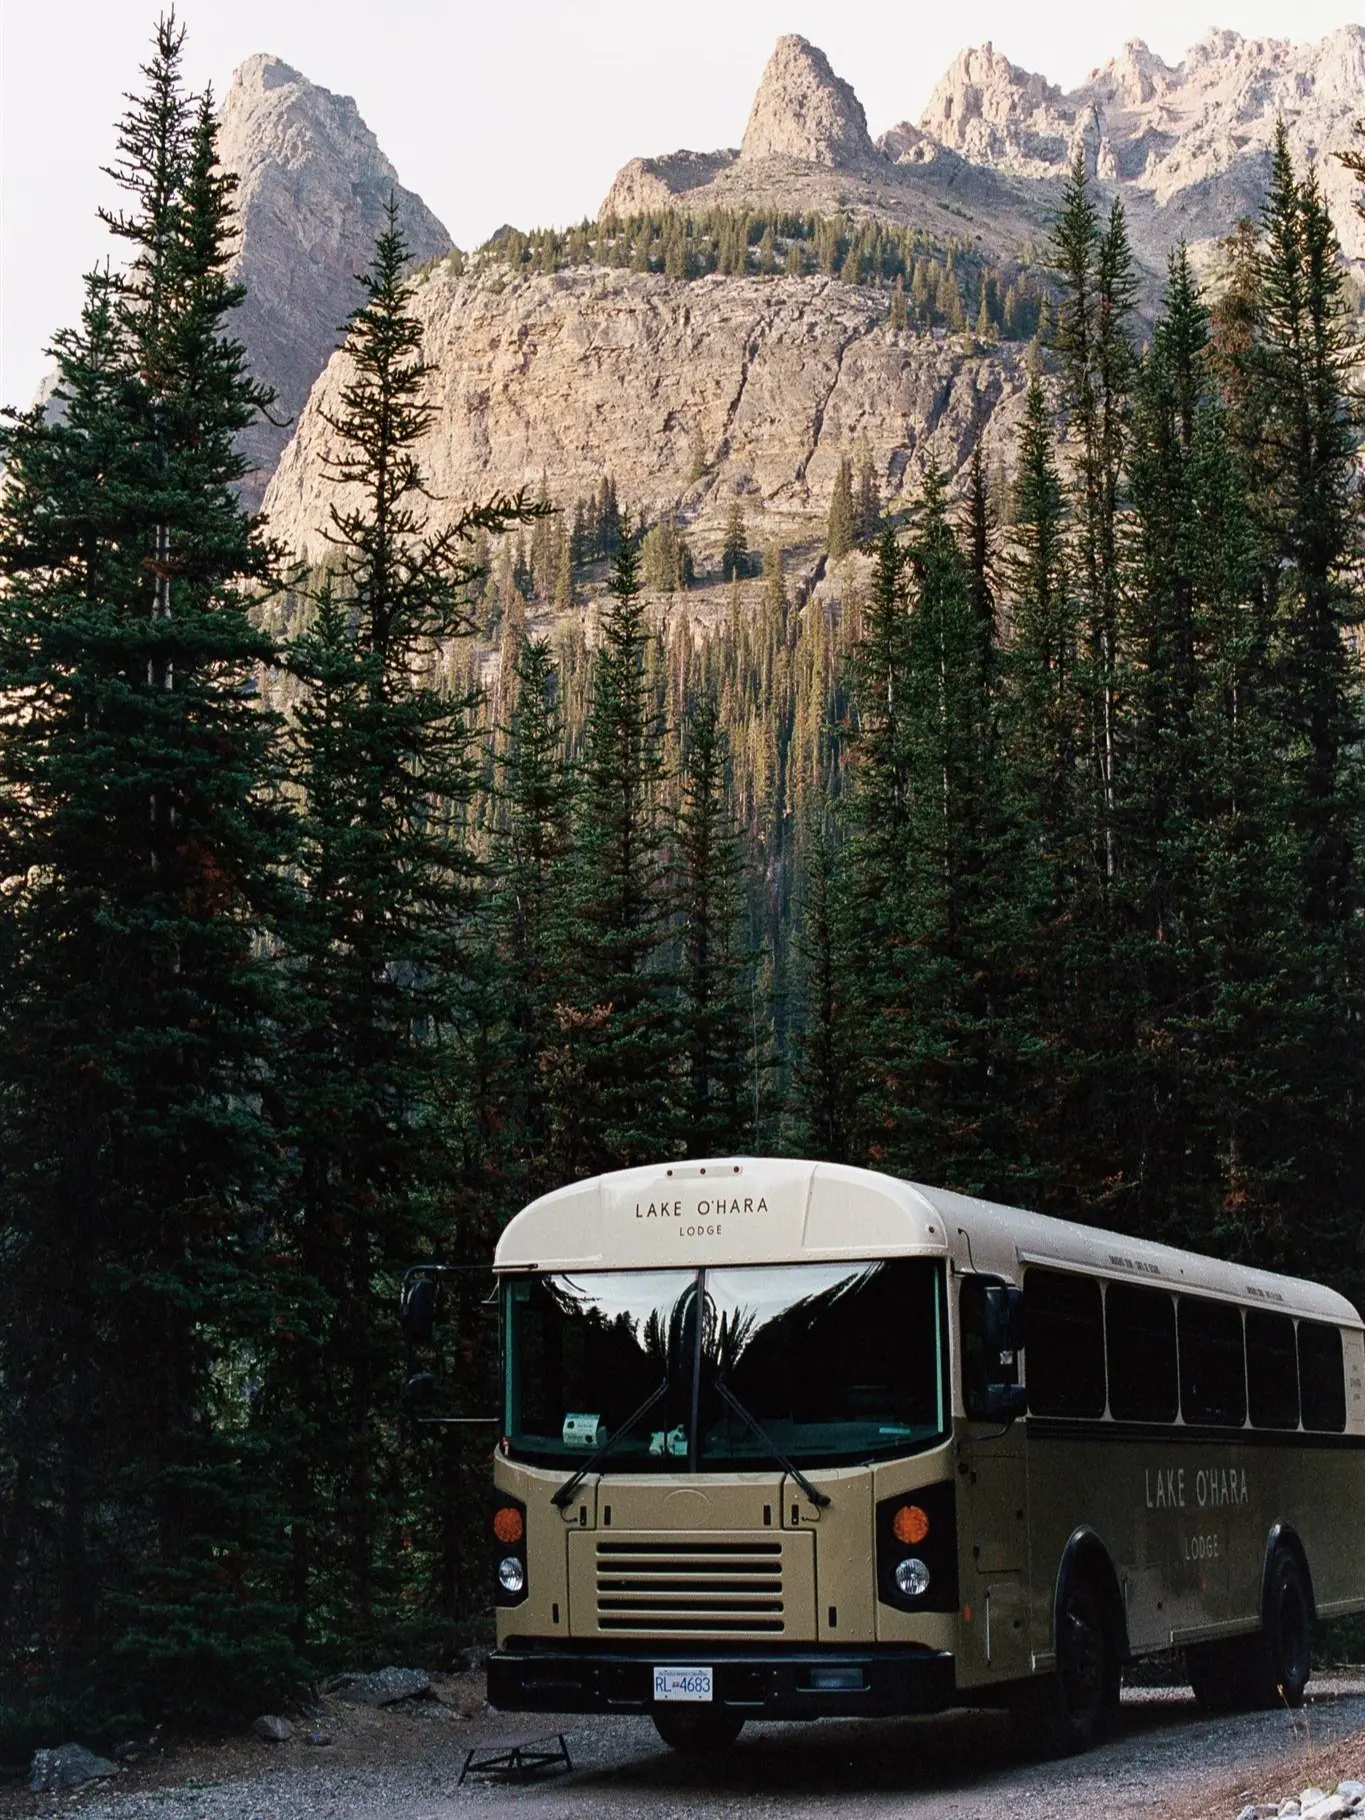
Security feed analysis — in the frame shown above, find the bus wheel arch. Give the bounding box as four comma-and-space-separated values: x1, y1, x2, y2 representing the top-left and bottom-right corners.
1254, 1526, 1314, 1709
1055, 1527, 1130, 1665
1013, 1528, 1124, 1756
1262, 1524, 1315, 1629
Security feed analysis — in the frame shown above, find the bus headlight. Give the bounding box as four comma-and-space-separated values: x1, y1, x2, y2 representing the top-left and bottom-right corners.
498, 1555, 526, 1595
894, 1556, 930, 1598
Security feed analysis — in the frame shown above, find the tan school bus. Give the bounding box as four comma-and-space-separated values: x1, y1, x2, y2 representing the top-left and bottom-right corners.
476, 1158, 1365, 1756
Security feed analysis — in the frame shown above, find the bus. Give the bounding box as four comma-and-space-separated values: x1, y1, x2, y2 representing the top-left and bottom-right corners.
444, 1158, 1365, 1756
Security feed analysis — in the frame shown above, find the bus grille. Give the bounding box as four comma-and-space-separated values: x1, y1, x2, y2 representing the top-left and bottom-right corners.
594, 1539, 786, 1633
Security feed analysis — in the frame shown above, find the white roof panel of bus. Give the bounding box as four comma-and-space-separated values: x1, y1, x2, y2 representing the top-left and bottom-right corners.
493, 1158, 1360, 1327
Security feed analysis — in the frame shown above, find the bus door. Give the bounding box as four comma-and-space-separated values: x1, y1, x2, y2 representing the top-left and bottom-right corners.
957, 1275, 1031, 1682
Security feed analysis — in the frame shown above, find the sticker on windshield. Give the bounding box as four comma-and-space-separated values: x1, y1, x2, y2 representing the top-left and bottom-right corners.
649, 1425, 689, 1457
562, 1413, 606, 1449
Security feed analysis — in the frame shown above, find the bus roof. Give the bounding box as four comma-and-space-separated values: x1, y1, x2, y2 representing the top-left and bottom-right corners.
493, 1158, 1361, 1327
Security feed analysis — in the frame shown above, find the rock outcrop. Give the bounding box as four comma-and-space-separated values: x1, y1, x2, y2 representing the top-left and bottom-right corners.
262, 266, 1031, 569
914, 27, 1365, 264
739, 35, 877, 169
217, 54, 452, 508
600, 27, 1365, 283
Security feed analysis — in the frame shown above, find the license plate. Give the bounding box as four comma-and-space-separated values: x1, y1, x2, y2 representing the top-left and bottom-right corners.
653, 1665, 713, 1703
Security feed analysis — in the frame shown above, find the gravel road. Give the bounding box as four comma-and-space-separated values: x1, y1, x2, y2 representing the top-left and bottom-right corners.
9, 1675, 1365, 1820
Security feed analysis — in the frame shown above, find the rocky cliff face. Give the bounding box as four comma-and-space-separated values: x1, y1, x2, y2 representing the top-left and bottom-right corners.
217, 54, 452, 508
262, 266, 1031, 573
252, 25, 1365, 570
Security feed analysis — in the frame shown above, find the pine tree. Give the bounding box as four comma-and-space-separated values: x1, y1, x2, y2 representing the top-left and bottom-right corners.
0, 21, 298, 1729
1123, 246, 1242, 1241
851, 474, 1025, 1194
963, 439, 996, 687
721, 498, 749, 581
789, 820, 862, 1162
999, 377, 1088, 1210
490, 633, 576, 1199
275, 201, 534, 1652
1052, 156, 1137, 888
552, 531, 676, 1173
854, 436, 881, 541
826, 454, 855, 562
1242, 127, 1365, 1285
675, 695, 755, 1156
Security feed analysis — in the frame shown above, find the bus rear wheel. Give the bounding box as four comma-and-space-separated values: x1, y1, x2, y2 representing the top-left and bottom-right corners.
1246, 1549, 1312, 1710
651, 1707, 745, 1753
1012, 1571, 1120, 1757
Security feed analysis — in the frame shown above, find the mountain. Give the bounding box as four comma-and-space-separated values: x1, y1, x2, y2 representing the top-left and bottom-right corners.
601, 27, 1365, 280
599, 34, 1052, 261
257, 25, 1365, 563
217, 53, 452, 508
908, 28, 1365, 270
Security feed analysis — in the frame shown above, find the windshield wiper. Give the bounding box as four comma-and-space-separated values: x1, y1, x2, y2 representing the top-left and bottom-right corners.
551, 1379, 669, 1510
713, 1378, 831, 1508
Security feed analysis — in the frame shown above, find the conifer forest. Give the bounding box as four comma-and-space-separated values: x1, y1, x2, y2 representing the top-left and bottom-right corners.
1, 20, 1363, 1746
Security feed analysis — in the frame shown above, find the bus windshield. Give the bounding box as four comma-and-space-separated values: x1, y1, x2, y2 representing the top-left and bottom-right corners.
503, 1259, 945, 1471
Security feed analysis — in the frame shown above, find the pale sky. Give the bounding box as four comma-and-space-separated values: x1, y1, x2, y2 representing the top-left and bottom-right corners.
3, 0, 1363, 406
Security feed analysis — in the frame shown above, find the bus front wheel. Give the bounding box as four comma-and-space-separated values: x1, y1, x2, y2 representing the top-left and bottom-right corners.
1013, 1571, 1121, 1757
651, 1707, 745, 1753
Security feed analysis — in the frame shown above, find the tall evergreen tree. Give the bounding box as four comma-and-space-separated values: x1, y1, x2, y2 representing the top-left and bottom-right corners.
999, 378, 1090, 1210
490, 633, 576, 1199
0, 20, 297, 1730
675, 695, 755, 1156
789, 819, 862, 1163
827, 455, 855, 562
273, 201, 532, 1653
856, 473, 1023, 1192
721, 499, 749, 582
1239, 128, 1365, 1284
551, 531, 676, 1174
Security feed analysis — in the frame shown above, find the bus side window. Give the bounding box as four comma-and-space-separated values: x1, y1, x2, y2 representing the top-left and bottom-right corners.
1178, 1298, 1247, 1427
1106, 1283, 1178, 1422
1246, 1309, 1300, 1429
1024, 1269, 1104, 1419
1298, 1322, 1347, 1432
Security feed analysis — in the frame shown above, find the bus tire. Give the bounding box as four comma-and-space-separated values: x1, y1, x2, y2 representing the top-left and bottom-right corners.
1244, 1548, 1312, 1711
1012, 1571, 1120, 1757
651, 1707, 745, 1753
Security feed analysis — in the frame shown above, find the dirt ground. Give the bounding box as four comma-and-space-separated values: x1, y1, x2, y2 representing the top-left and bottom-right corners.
5, 1670, 1364, 1820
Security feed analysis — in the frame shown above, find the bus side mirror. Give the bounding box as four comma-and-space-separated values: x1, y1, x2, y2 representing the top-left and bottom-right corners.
400, 1275, 438, 1344
974, 1283, 1025, 1422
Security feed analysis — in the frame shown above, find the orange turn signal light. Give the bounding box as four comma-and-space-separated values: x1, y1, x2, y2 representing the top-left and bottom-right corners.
892, 1503, 930, 1545
493, 1506, 524, 1545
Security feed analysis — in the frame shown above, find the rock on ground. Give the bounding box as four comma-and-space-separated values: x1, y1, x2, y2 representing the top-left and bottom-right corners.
323, 1666, 431, 1707
28, 1743, 119, 1791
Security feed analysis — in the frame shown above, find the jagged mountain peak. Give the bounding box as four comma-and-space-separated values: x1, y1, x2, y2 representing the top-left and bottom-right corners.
740, 34, 876, 169
217, 53, 452, 509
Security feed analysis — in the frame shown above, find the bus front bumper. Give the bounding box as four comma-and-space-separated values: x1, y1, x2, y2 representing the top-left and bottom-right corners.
488, 1643, 956, 1720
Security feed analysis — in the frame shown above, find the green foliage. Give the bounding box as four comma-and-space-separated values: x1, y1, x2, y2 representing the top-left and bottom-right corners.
270, 200, 537, 1659
721, 499, 749, 581
481, 208, 1048, 339
827, 454, 855, 561
675, 695, 756, 1154
0, 17, 300, 1736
